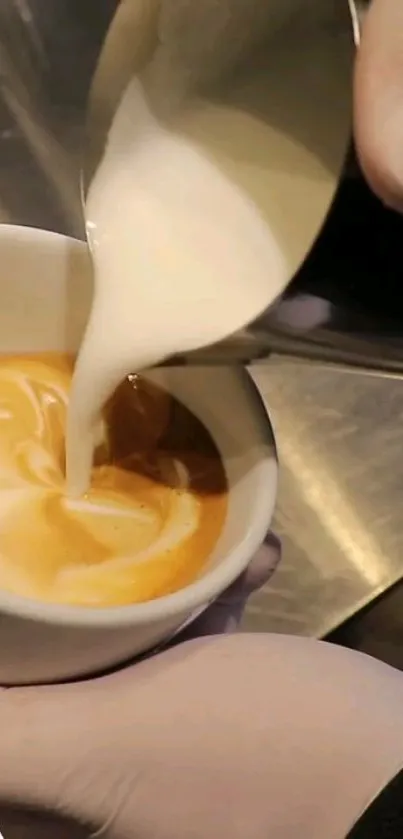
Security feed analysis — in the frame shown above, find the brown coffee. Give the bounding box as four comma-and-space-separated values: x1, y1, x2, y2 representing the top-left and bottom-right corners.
0, 354, 227, 607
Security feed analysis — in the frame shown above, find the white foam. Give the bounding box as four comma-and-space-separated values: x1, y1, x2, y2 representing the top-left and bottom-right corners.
58, 490, 200, 586
63, 496, 156, 522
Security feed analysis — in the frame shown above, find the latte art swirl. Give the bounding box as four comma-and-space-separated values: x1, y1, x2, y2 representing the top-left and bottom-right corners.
0, 356, 227, 606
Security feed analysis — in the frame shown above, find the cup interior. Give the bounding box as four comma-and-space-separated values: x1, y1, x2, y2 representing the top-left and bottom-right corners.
0, 225, 277, 625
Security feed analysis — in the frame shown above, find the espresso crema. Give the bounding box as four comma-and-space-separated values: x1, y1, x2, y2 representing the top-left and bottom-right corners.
0, 354, 227, 607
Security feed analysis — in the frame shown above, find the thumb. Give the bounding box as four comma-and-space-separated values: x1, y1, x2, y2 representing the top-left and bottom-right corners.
180, 532, 281, 638
354, 0, 403, 210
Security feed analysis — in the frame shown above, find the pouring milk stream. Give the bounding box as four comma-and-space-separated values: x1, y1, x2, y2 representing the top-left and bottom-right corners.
66, 78, 287, 496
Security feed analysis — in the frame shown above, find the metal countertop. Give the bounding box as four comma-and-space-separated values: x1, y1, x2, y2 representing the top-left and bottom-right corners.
243, 357, 403, 637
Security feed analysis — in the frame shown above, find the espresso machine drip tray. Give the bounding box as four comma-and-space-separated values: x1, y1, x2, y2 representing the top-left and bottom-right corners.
245, 357, 403, 640
243, 169, 403, 645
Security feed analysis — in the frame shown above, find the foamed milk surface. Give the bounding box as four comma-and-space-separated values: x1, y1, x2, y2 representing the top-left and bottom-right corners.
0, 356, 225, 607
67, 78, 286, 495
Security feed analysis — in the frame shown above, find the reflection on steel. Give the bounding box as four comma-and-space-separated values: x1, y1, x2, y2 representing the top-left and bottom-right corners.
243, 358, 403, 637
348, 0, 369, 45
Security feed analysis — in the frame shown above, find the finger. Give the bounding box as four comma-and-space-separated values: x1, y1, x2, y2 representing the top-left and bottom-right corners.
354, 0, 403, 210
180, 532, 281, 638
228, 531, 281, 597
274, 295, 332, 331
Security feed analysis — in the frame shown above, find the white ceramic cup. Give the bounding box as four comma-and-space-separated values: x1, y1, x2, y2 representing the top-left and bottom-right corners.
0, 224, 277, 684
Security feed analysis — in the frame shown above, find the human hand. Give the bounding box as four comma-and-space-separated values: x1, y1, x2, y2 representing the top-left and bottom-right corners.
2, 630, 403, 839
0, 535, 280, 838
354, 0, 403, 210
176, 532, 280, 640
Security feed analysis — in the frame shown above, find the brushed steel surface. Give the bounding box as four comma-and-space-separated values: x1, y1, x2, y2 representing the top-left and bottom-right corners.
243, 357, 403, 637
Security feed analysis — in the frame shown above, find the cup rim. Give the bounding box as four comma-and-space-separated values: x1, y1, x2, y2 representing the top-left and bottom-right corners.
0, 224, 277, 627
